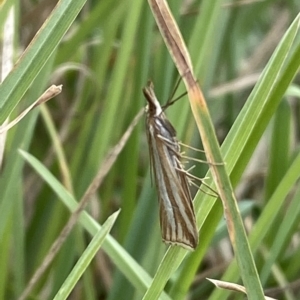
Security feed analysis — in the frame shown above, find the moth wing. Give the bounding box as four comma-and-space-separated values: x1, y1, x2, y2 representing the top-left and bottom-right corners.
155, 137, 198, 249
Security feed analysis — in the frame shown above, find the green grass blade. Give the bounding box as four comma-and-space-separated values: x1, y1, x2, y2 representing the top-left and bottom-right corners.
18, 150, 172, 300
260, 182, 300, 285
3, 1, 300, 299
210, 147, 300, 299
264, 100, 291, 200
53, 210, 120, 300
142, 11, 300, 300
0, 0, 87, 124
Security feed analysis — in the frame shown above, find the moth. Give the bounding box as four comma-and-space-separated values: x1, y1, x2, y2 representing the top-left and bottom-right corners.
143, 81, 198, 250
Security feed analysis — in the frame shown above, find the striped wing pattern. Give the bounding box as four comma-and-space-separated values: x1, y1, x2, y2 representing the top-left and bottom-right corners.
144, 82, 198, 250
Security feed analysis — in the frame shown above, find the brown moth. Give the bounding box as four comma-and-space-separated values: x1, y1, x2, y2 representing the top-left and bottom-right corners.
143, 81, 198, 250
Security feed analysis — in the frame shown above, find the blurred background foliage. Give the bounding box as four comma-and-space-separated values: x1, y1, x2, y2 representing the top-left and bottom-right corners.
0, 0, 300, 299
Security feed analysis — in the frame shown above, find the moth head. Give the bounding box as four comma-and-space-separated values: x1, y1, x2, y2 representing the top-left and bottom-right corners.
143, 81, 162, 117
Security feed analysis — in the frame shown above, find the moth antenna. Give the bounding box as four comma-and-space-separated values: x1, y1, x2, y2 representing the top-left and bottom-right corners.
162, 76, 185, 110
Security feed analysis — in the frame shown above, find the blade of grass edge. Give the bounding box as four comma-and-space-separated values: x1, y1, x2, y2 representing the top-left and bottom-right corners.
142, 1, 271, 299
0, 0, 87, 124
18, 150, 172, 300
53, 210, 120, 300
211, 16, 300, 300
142, 4, 295, 300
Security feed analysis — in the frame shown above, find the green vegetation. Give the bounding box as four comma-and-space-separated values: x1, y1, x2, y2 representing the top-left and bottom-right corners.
0, 0, 300, 299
